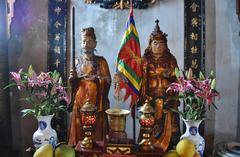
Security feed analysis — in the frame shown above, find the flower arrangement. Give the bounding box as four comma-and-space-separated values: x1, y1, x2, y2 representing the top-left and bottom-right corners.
167, 68, 220, 120
5, 65, 70, 117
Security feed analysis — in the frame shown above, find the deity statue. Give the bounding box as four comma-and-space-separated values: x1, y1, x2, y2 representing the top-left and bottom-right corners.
68, 27, 111, 145
139, 20, 180, 152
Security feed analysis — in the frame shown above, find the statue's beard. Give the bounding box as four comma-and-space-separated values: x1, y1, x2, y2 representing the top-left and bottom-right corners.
82, 48, 94, 54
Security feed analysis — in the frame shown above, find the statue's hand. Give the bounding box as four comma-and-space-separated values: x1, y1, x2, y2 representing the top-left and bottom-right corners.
144, 95, 152, 102
69, 68, 77, 84
162, 70, 171, 78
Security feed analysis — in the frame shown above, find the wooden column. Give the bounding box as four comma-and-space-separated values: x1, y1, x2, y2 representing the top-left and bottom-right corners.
0, 0, 12, 156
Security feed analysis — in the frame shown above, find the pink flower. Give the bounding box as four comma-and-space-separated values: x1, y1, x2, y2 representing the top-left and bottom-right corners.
56, 84, 64, 93
37, 72, 52, 87
10, 69, 24, 90
28, 78, 38, 87
195, 89, 220, 105
35, 91, 47, 98
167, 77, 194, 94
193, 78, 220, 106
194, 79, 211, 91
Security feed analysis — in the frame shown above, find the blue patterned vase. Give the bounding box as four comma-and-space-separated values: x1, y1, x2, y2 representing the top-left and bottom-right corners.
181, 119, 205, 157
32, 114, 57, 149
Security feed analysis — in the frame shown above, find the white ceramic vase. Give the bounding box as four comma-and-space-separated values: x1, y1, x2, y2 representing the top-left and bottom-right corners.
32, 114, 57, 149
181, 119, 205, 157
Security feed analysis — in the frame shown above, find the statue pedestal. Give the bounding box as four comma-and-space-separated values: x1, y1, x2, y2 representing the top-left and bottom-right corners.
75, 141, 104, 157
75, 140, 164, 157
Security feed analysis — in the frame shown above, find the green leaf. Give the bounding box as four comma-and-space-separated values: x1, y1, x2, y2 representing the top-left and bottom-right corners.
199, 71, 205, 80
52, 70, 60, 82
210, 70, 214, 78
3, 83, 17, 89
175, 67, 180, 79
185, 71, 188, 79
28, 65, 33, 75
21, 109, 35, 117
211, 79, 216, 89
58, 77, 62, 84
170, 108, 184, 117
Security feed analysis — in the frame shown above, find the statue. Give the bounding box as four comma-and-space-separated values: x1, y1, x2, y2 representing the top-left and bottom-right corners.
139, 20, 180, 152
68, 27, 111, 145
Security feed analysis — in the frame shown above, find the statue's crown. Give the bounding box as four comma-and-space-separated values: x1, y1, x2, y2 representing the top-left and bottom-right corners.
81, 27, 96, 40
150, 19, 168, 42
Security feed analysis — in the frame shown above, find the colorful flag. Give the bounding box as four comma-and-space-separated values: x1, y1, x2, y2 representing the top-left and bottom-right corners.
116, 6, 142, 108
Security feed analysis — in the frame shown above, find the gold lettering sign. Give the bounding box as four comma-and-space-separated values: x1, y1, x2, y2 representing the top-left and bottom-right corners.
191, 46, 198, 54
54, 21, 62, 29
190, 32, 198, 41
54, 59, 60, 68
191, 59, 198, 69
55, 33, 60, 41
54, 46, 61, 54
190, 3, 199, 13
54, 7, 62, 15
191, 18, 199, 27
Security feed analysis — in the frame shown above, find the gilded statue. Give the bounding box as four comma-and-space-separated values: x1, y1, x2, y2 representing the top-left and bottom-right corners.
139, 20, 180, 152
68, 27, 111, 145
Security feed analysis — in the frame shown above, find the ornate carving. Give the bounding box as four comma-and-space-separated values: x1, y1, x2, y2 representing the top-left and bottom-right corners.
105, 143, 134, 155
84, 0, 158, 9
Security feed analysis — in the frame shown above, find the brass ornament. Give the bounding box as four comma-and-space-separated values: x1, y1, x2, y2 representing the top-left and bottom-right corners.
80, 100, 97, 149
138, 99, 155, 151
105, 108, 130, 143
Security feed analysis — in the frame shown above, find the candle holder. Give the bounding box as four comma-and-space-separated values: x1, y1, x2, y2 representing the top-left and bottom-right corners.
105, 108, 130, 143
80, 100, 97, 149
138, 99, 155, 151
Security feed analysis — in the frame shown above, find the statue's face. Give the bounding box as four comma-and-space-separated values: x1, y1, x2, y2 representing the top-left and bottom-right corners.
81, 35, 97, 53
151, 39, 167, 55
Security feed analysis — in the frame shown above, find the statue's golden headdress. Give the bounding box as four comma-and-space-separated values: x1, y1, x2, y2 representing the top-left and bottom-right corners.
144, 20, 169, 55
149, 19, 168, 43
81, 27, 96, 40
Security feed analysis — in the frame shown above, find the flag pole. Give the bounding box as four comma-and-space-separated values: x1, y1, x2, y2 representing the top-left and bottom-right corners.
72, 6, 75, 68
69, 6, 75, 113
129, 0, 137, 147
133, 104, 136, 146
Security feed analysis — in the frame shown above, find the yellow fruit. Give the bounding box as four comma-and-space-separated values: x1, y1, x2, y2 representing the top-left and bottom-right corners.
176, 139, 195, 157
164, 150, 180, 157
55, 144, 75, 157
193, 151, 201, 157
33, 144, 53, 157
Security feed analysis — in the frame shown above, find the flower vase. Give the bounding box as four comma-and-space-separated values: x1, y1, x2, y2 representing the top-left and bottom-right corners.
181, 119, 205, 157
32, 114, 57, 149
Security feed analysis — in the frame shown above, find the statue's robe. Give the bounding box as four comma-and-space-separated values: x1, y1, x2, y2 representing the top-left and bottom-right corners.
68, 55, 111, 146
140, 50, 180, 151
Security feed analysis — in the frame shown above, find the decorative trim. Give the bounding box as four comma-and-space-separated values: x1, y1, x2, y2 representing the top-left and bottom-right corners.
105, 144, 134, 155
85, 0, 157, 9
47, 0, 68, 141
